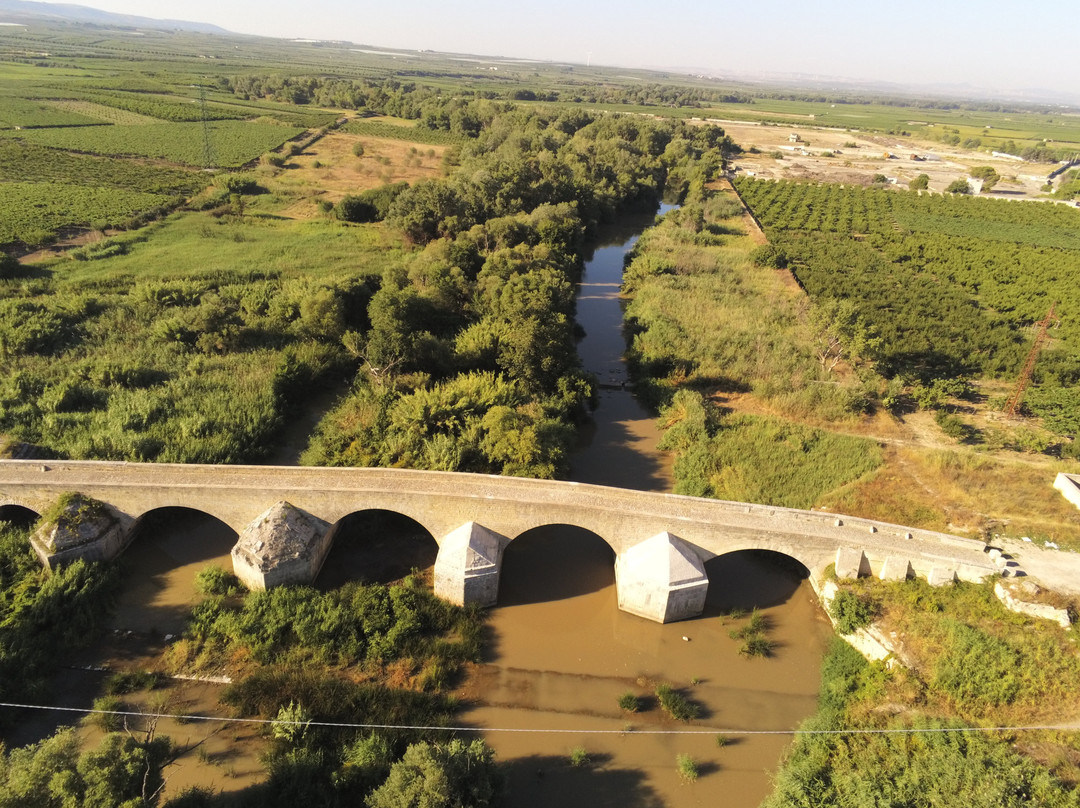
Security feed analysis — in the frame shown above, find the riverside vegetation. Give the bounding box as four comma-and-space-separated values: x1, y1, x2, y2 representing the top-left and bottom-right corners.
764, 578, 1080, 807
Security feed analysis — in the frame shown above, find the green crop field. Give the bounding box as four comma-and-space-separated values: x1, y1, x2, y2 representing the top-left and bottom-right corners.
0, 120, 305, 167
0, 141, 203, 193
735, 177, 1080, 435
0, 182, 178, 245
0, 95, 101, 129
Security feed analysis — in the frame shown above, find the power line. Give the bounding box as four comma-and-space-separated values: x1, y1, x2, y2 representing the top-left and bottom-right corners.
0, 701, 1075, 737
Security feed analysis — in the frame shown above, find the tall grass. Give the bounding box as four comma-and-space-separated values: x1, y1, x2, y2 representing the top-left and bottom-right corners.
623, 195, 870, 421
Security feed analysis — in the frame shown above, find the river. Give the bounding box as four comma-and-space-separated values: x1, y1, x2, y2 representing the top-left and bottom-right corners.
455, 204, 833, 807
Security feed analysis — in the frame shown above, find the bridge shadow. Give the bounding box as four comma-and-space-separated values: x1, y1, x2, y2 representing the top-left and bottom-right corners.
315, 510, 438, 591
701, 550, 809, 617
500, 753, 665, 808
569, 390, 672, 492
498, 525, 615, 607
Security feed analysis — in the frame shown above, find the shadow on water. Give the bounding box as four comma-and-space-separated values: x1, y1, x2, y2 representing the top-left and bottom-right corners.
314, 510, 438, 590
702, 550, 809, 616
497, 526, 614, 607
502, 754, 665, 808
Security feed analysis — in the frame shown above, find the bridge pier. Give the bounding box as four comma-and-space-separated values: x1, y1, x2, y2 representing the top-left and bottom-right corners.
616, 532, 709, 623
231, 502, 331, 590
434, 522, 508, 607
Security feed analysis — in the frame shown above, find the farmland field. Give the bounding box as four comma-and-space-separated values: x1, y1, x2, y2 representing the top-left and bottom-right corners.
0, 182, 178, 245
734, 176, 1080, 440
0, 95, 102, 129
0, 120, 305, 167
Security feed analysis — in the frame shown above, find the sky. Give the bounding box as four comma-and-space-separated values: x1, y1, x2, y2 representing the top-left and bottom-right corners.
54, 0, 1080, 101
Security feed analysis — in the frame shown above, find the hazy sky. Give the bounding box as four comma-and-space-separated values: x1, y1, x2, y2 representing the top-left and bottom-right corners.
62, 0, 1079, 99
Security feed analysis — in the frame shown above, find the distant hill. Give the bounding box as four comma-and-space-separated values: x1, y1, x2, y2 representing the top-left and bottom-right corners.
0, 0, 231, 34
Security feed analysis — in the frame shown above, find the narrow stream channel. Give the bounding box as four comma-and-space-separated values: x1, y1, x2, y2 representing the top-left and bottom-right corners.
458, 204, 833, 808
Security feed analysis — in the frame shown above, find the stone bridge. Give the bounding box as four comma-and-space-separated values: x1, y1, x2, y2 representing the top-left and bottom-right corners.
0, 460, 1000, 623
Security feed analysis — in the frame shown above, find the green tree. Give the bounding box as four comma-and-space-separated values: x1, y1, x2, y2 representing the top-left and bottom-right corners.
809, 298, 881, 374
365, 739, 502, 808
909, 173, 930, 190
946, 178, 972, 194
969, 166, 999, 192
0, 728, 172, 808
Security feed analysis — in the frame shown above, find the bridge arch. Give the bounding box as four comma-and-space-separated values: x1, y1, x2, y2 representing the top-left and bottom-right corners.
128, 502, 247, 536
498, 524, 615, 606
702, 549, 810, 616
127, 507, 239, 561
113, 507, 239, 635
0, 504, 41, 528
317, 509, 439, 590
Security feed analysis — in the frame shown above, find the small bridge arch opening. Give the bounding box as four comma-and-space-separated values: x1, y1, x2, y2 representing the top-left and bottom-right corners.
499, 524, 615, 606
316, 509, 438, 591
703, 549, 811, 616
0, 504, 41, 529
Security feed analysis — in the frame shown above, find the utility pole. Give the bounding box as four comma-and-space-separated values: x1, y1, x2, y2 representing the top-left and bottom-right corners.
195, 84, 215, 170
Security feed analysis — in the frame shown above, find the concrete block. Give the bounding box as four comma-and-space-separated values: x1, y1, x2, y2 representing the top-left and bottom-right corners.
434, 521, 508, 608
616, 532, 708, 623
1054, 472, 1080, 511
926, 567, 956, 587
834, 547, 870, 580
231, 501, 330, 590
879, 556, 913, 581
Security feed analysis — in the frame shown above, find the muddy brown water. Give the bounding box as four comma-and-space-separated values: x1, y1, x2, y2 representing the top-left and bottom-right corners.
2, 204, 830, 806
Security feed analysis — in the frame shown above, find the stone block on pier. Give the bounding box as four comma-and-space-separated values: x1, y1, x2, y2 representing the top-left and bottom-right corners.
834, 547, 870, 580
879, 556, 913, 581
616, 532, 708, 623
434, 522, 508, 608
926, 567, 957, 587
231, 501, 330, 590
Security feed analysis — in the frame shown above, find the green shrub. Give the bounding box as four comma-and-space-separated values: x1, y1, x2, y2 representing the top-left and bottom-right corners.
655, 683, 699, 721
105, 670, 160, 694
618, 691, 640, 712
193, 565, 243, 597
828, 588, 877, 634
90, 695, 123, 731
676, 753, 699, 782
